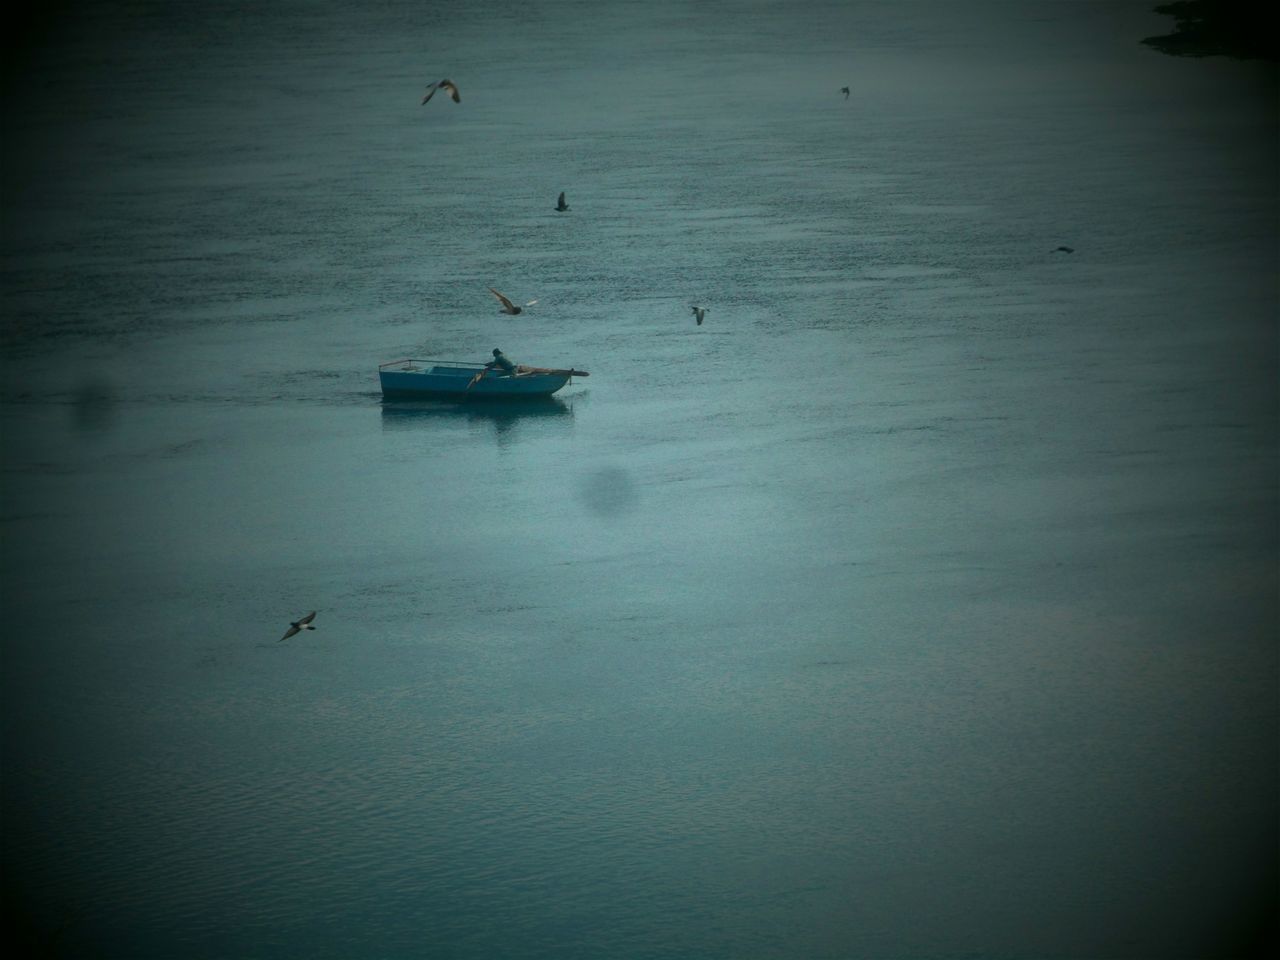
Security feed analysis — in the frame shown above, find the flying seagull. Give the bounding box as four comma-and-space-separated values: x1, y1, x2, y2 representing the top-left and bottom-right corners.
422, 79, 460, 105
841, 86, 850, 99
555, 192, 569, 212
490, 287, 538, 315
279, 611, 317, 642
1053, 246, 1074, 253
691, 305, 708, 325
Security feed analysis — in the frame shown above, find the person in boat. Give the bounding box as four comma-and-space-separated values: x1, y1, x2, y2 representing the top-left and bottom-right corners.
484, 348, 517, 375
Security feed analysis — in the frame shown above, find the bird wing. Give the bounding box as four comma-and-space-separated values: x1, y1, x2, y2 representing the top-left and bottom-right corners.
558, 192, 566, 204
489, 287, 516, 310
524, 299, 539, 307
442, 81, 460, 102
279, 624, 300, 642
298, 611, 317, 625
421, 81, 440, 104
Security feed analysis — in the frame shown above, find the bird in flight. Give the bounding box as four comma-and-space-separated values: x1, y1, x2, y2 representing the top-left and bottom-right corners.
691, 305, 708, 325
841, 86, 850, 99
555, 192, 569, 212
490, 287, 538, 315
279, 611, 317, 642
1053, 246, 1074, 253
422, 79, 461, 104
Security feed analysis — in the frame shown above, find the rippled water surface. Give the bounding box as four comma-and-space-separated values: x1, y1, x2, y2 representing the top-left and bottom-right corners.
3, 2, 1276, 957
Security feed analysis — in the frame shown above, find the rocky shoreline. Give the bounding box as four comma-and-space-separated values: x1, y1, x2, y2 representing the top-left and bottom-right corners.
1142, 1, 1278, 60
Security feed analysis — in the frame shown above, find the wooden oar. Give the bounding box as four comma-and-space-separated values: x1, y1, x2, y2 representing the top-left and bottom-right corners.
522, 367, 589, 377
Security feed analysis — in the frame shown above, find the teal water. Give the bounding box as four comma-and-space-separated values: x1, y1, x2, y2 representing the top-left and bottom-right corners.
3, 2, 1276, 957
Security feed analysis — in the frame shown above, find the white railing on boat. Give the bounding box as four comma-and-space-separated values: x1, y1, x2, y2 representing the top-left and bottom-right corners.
378, 358, 490, 373
378, 358, 588, 377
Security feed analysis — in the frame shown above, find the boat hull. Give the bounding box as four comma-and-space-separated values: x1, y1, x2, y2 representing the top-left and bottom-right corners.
379, 361, 575, 399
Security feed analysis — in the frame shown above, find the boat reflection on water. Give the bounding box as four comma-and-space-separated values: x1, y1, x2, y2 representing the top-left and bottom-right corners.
380, 395, 575, 440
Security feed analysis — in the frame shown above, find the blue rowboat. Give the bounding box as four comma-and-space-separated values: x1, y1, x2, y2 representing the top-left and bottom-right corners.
379, 358, 588, 399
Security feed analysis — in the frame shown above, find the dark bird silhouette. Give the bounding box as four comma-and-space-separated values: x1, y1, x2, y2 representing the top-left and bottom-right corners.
422, 79, 460, 104
840, 86, 850, 99
279, 611, 317, 642
691, 305, 707, 325
1053, 246, 1074, 253
490, 287, 538, 315
555, 192, 569, 212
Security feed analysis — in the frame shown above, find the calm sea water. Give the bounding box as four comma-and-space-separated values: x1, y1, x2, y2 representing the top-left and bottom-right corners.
3, 2, 1276, 958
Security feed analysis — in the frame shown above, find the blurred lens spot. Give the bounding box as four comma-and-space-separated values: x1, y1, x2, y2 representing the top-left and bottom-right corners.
578, 465, 638, 517
70, 378, 117, 433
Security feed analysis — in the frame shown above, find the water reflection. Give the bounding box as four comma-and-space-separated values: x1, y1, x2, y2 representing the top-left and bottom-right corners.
380, 396, 574, 441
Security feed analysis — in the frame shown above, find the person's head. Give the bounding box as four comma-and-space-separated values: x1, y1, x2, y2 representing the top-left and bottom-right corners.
493, 348, 503, 357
